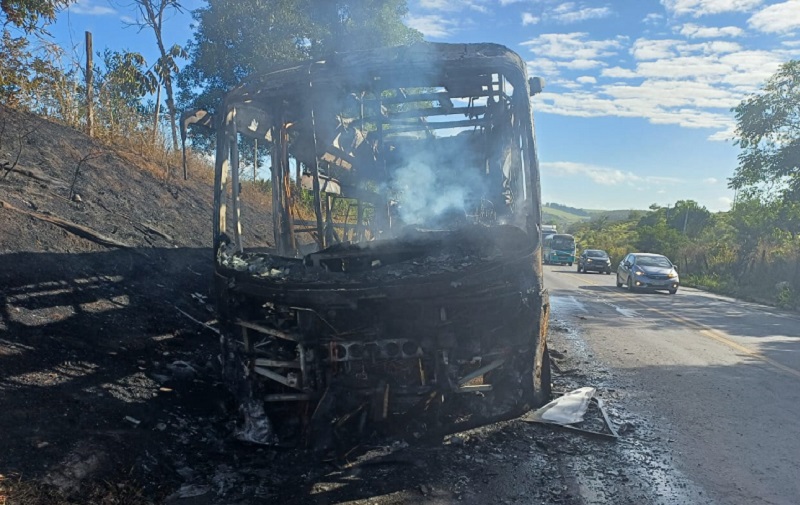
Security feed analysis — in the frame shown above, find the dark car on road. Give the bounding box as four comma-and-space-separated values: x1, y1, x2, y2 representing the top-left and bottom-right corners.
577, 249, 612, 274
616, 253, 679, 294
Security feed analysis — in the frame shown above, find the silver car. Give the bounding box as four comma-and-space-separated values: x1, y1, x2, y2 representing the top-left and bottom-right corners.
616, 253, 679, 294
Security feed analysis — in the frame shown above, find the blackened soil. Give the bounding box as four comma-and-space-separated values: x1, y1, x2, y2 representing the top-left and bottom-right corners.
0, 104, 270, 504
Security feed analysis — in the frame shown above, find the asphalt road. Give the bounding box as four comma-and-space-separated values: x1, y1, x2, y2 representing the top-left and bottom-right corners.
156, 263, 800, 505
543, 264, 800, 505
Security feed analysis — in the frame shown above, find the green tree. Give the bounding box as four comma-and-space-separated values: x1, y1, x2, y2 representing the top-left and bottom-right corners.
1, 0, 72, 33
1, 0, 75, 113
634, 222, 687, 260
95, 49, 157, 134
730, 60, 800, 201
0, 30, 32, 106
0, 34, 81, 124
178, 0, 421, 112
667, 200, 711, 238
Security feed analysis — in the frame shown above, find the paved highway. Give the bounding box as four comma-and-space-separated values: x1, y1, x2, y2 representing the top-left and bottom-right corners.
544, 264, 800, 505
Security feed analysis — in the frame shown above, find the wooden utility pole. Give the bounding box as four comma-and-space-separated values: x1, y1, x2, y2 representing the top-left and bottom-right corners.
85, 31, 94, 137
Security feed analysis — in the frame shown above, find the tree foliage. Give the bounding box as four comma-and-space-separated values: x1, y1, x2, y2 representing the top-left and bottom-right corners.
567, 196, 800, 309
730, 60, 800, 199
93, 49, 157, 135
1, 0, 72, 32
0, 30, 32, 105
178, 0, 421, 111
129, 0, 187, 149
0, 33, 82, 124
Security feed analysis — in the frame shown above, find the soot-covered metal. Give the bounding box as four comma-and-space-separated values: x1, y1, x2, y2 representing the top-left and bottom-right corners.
199, 42, 552, 448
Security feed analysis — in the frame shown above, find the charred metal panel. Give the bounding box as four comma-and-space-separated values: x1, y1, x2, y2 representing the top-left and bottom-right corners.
209, 42, 550, 448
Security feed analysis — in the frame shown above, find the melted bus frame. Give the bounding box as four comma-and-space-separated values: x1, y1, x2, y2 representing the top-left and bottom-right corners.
205, 42, 552, 447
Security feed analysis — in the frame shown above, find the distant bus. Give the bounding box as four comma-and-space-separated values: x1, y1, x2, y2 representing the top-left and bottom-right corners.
541, 224, 557, 235
543, 233, 576, 265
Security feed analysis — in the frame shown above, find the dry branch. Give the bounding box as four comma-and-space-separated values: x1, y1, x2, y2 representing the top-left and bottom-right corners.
0, 199, 132, 248
69, 149, 103, 199
174, 305, 220, 335
0, 161, 68, 187
0, 122, 35, 180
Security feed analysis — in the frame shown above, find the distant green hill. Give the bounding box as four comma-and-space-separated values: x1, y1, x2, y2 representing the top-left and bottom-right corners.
542, 204, 644, 230
542, 206, 590, 225
584, 209, 643, 221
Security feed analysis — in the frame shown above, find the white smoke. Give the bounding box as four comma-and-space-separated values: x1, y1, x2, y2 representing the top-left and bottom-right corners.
389, 145, 487, 227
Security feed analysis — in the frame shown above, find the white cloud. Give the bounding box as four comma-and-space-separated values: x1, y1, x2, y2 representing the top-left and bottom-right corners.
522, 34, 628, 80
557, 80, 585, 90
69, 0, 116, 15
419, 0, 488, 13
521, 32, 625, 60
631, 38, 744, 60
635, 55, 733, 80
516, 2, 613, 25
643, 12, 665, 24
718, 196, 734, 208
708, 127, 735, 141
500, 0, 526, 4
533, 31, 798, 138
541, 161, 683, 186
419, 0, 451, 9
536, 84, 736, 132
679, 23, 745, 38
527, 58, 561, 78
718, 49, 789, 87
603, 80, 739, 109
602, 67, 640, 78
522, 12, 540, 25
631, 39, 682, 60
551, 3, 613, 24
561, 58, 607, 70
405, 14, 458, 38
541, 161, 634, 185
705, 177, 719, 184
520, 10, 800, 143
748, 0, 800, 33
661, 0, 763, 17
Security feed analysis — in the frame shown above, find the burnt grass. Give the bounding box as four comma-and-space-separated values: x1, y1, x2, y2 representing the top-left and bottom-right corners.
0, 105, 598, 505
0, 104, 266, 504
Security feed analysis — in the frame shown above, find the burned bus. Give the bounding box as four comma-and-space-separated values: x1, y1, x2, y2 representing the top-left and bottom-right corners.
200, 42, 552, 446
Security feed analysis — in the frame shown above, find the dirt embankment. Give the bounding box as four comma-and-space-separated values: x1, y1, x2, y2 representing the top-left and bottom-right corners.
0, 104, 273, 503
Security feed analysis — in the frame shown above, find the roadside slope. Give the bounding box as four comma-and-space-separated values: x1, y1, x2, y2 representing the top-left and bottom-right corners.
0, 104, 272, 503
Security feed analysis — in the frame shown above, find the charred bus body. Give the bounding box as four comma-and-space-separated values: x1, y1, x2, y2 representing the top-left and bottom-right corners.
204, 42, 551, 445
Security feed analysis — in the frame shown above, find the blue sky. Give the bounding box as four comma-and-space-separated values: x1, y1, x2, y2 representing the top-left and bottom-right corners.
51, 0, 800, 211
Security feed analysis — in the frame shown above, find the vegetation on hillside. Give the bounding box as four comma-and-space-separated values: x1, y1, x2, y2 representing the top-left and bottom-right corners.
544, 202, 590, 217
569, 197, 798, 309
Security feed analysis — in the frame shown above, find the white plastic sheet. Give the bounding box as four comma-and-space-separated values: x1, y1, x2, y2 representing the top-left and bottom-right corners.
527, 387, 596, 425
